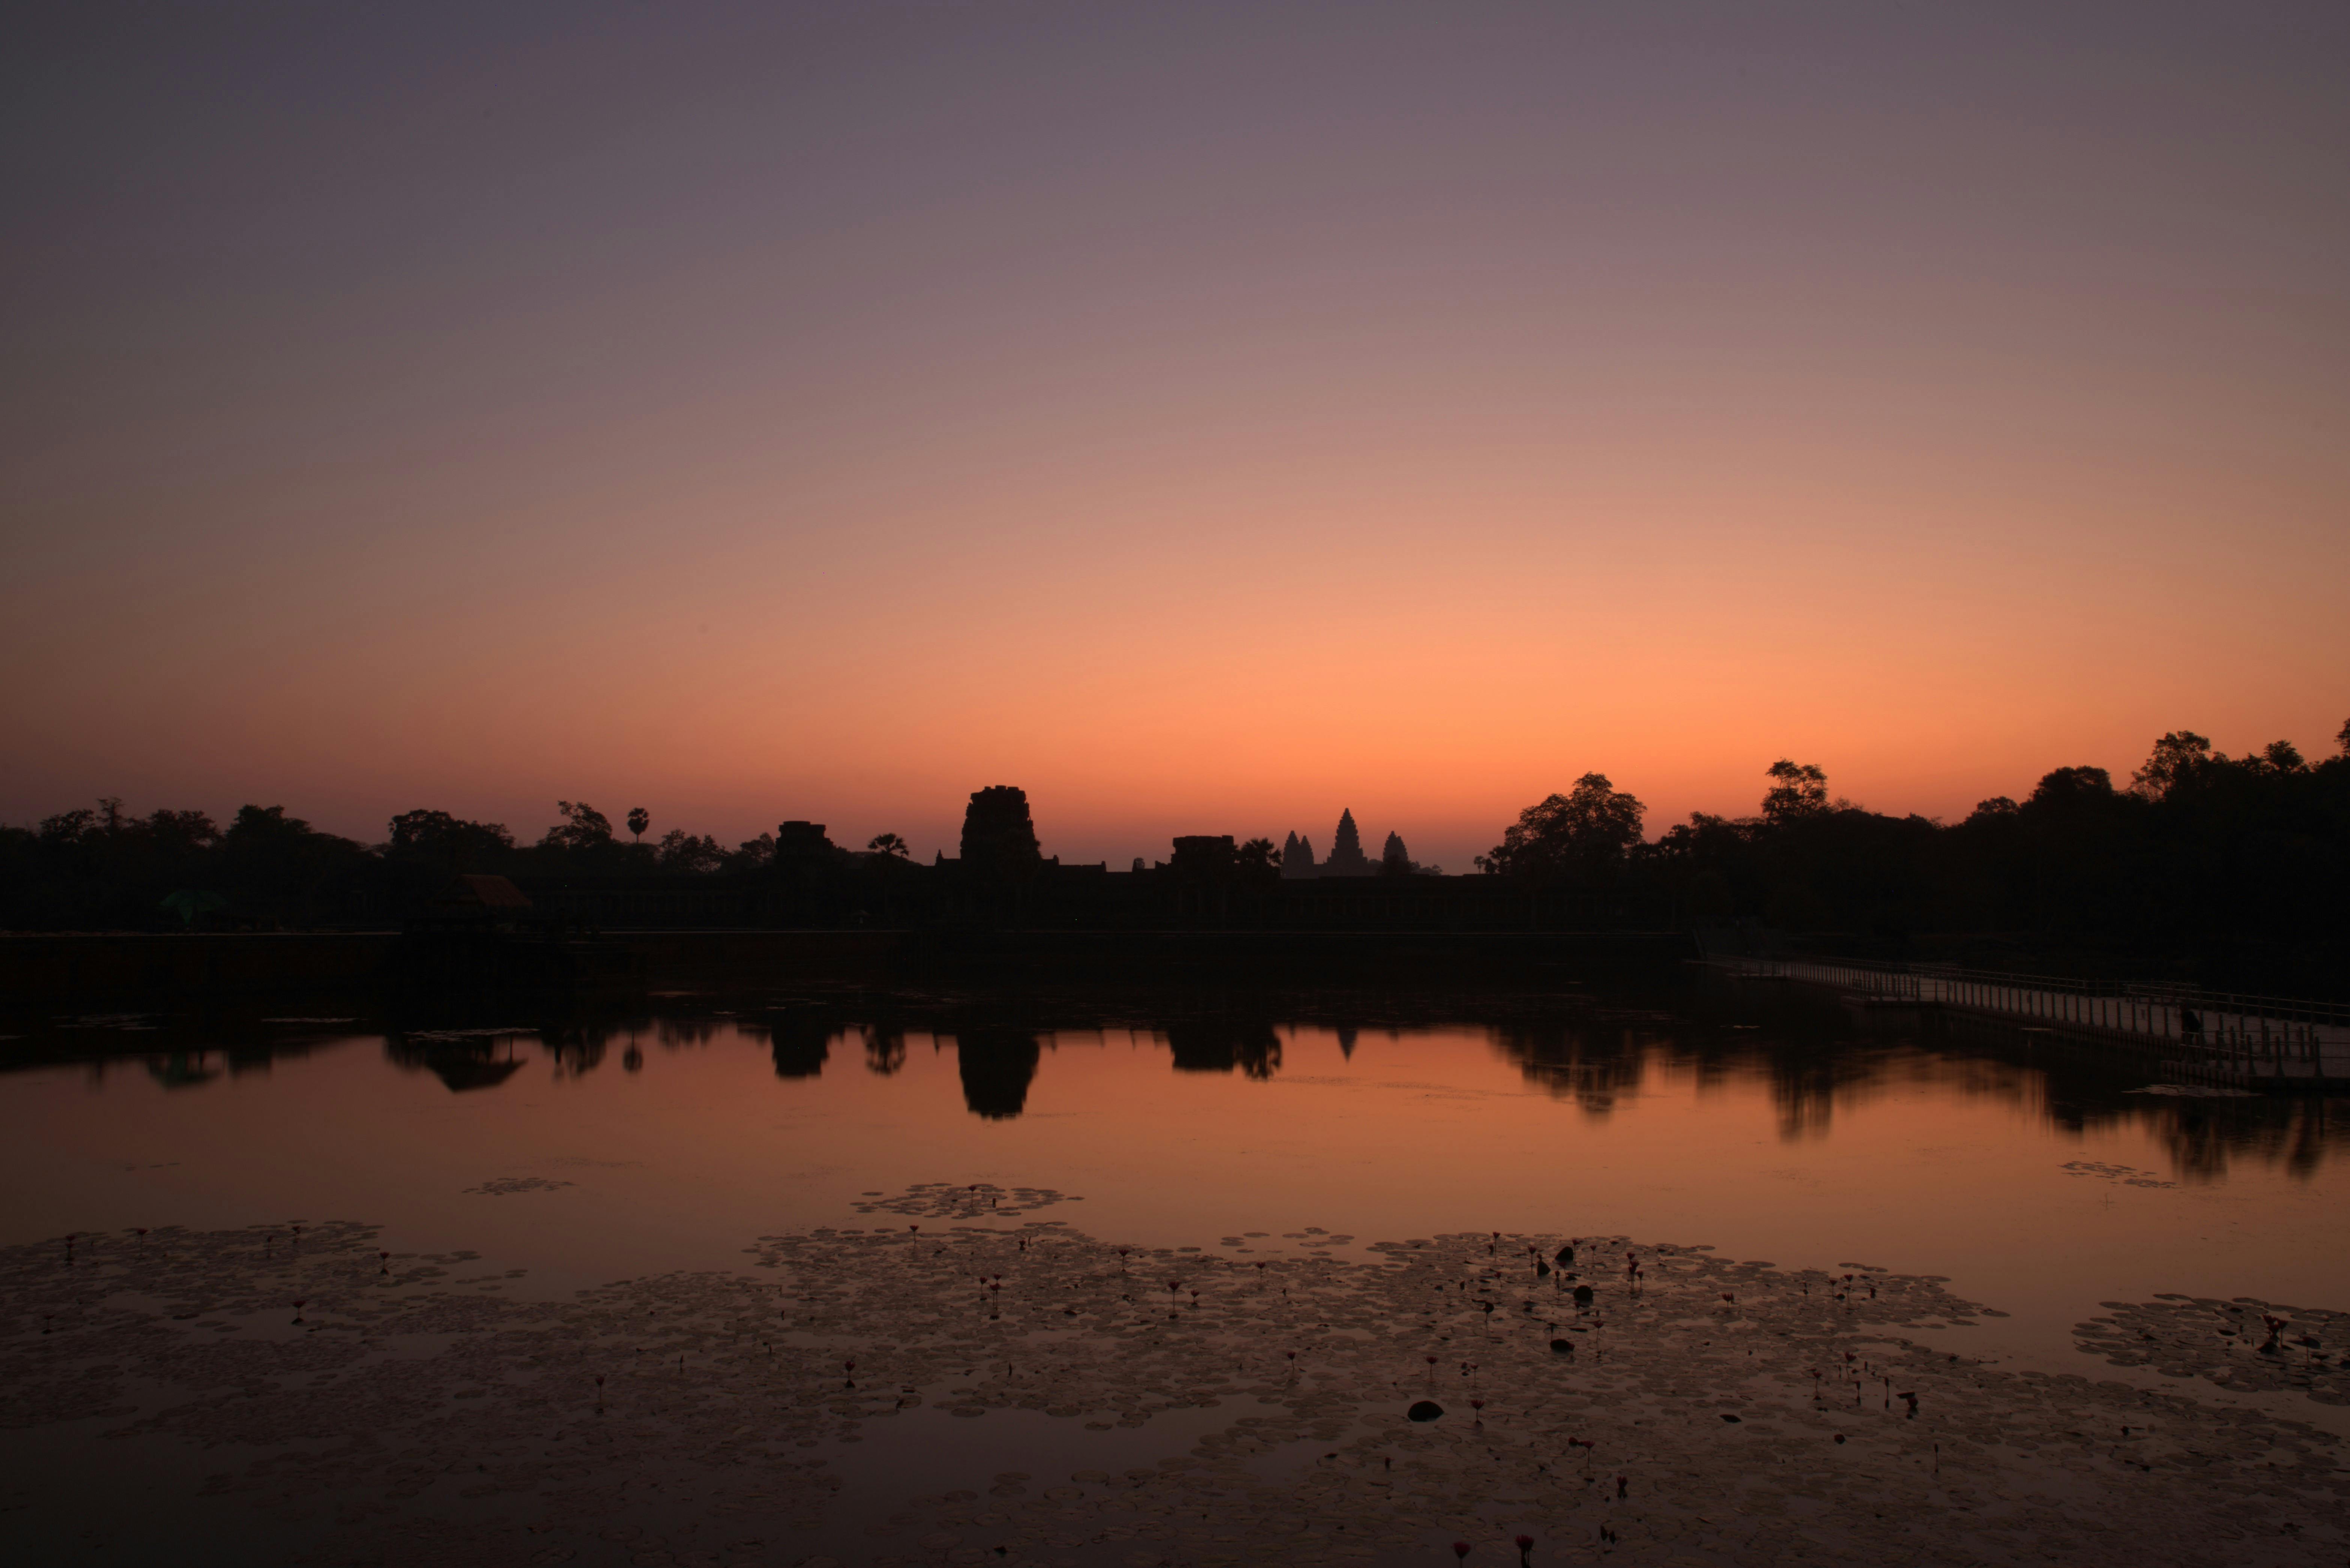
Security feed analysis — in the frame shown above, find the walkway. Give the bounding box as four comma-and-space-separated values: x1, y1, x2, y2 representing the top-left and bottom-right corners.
1701, 953, 2350, 1087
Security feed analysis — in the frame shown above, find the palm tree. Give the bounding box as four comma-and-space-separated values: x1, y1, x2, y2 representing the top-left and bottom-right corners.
627, 807, 650, 844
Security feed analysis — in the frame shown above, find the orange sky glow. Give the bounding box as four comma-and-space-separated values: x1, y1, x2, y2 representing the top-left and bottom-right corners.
4, 5, 2344, 870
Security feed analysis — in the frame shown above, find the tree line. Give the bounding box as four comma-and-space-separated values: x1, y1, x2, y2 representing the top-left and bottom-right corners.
0, 797, 920, 931
5, 718, 2345, 993
1474, 720, 2350, 993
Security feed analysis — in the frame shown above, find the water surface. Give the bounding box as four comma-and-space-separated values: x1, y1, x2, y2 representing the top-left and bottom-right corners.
6, 981, 2342, 1377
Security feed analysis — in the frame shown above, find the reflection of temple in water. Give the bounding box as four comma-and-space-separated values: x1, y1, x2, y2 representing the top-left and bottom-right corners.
768, 1010, 835, 1079
954, 1029, 1041, 1119
384, 1033, 527, 1092
24, 984, 2335, 1186
1165, 1019, 1282, 1079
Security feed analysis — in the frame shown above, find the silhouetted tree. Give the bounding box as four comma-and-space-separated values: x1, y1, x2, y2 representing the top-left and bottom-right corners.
2028, 766, 2117, 810
627, 807, 650, 843
38, 806, 99, 844
387, 809, 515, 871
867, 832, 911, 859
2131, 731, 2214, 799
10, 801, 228, 927
1235, 836, 1281, 882
1761, 760, 1829, 823
146, 809, 221, 852
2248, 739, 2304, 774
654, 829, 724, 873
222, 805, 308, 858
1479, 773, 1645, 880
541, 801, 615, 853
218, 805, 371, 925
723, 832, 775, 871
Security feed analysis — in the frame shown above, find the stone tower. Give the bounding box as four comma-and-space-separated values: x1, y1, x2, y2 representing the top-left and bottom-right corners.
1321, 809, 1373, 877
1280, 831, 1319, 879
960, 785, 1041, 880
1381, 831, 1411, 873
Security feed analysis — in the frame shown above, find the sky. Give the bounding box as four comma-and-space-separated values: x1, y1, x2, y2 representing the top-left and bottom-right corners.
5, 2, 2345, 870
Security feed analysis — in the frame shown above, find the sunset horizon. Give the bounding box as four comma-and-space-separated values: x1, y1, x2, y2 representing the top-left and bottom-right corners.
5, 8, 2347, 1565
14, 707, 2347, 876
6, 5, 2343, 875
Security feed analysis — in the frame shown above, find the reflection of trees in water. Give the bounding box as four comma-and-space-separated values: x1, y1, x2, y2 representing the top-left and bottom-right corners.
657, 1018, 727, 1049
1932, 1012, 2344, 1182
1766, 1051, 1841, 1141
1714, 1006, 2348, 1173
143, 1051, 220, 1089
1488, 1023, 1647, 1118
343, 985, 2347, 1184
953, 1028, 1041, 1119
1749, 1038, 1965, 1143
2143, 1096, 2337, 1184
2277, 1101, 2335, 1181
224, 1043, 278, 1076
864, 1027, 906, 1076
540, 1029, 606, 1078
1164, 1018, 1282, 1079
1493, 1009, 2011, 1140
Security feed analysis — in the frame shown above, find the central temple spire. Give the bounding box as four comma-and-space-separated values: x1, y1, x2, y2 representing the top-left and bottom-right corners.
1320, 808, 1372, 876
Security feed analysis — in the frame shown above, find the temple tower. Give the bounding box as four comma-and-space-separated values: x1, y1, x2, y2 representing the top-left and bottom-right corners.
1321, 809, 1373, 877
1280, 831, 1319, 879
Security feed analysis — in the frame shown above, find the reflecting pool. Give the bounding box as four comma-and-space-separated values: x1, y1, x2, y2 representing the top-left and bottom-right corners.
5, 980, 2343, 1368
8, 979, 2350, 1567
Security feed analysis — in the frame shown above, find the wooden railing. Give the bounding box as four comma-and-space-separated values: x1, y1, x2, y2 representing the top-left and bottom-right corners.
1701, 953, 2345, 1083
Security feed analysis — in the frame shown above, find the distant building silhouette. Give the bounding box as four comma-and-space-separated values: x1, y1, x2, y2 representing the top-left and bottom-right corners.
1280, 832, 1317, 879
1382, 831, 1411, 874
1169, 835, 1237, 877
1321, 809, 1374, 877
774, 821, 834, 859
960, 786, 1043, 880
1278, 811, 1378, 877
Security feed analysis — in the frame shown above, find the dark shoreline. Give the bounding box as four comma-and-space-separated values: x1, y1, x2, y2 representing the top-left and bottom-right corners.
0, 928, 1700, 1007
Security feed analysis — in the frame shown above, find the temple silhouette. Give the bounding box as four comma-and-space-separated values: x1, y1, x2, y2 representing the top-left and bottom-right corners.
1282, 809, 1393, 879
